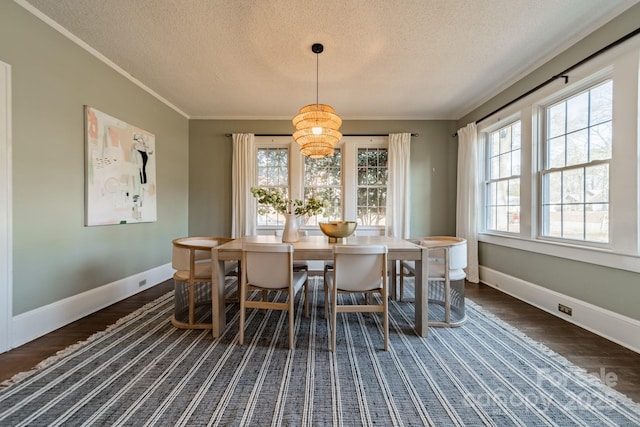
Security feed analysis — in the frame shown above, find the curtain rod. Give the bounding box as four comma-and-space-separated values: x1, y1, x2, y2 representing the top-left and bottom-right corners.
225, 133, 418, 137
453, 25, 640, 137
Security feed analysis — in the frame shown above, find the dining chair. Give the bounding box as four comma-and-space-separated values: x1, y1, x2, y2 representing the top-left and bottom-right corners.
326, 245, 388, 352
274, 229, 309, 272
322, 230, 356, 305
239, 242, 309, 349
171, 236, 238, 329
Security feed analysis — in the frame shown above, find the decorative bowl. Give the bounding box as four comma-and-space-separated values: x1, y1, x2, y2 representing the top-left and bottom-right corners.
319, 221, 358, 243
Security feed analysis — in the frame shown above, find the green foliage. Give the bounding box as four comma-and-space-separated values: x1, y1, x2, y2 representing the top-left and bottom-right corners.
251, 187, 327, 217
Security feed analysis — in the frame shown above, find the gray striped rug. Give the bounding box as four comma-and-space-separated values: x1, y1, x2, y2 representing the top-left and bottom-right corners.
1, 277, 639, 426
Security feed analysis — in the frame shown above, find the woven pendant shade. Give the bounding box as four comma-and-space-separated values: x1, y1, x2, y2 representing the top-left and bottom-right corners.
292, 43, 342, 158
292, 103, 342, 158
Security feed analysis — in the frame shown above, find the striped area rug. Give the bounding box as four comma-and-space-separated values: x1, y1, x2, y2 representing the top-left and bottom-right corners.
1, 277, 639, 426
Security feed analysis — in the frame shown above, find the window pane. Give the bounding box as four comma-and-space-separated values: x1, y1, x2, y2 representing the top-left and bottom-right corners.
547, 103, 566, 139
491, 133, 500, 158
585, 206, 608, 242
486, 205, 497, 230
563, 168, 584, 204
548, 136, 565, 168
499, 126, 511, 153
490, 156, 500, 180
546, 171, 562, 204
508, 206, 520, 233
562, 204, 584, 240
585, 164, 608, 203
589, 122, 612, 161
512, 122, 521, 149
508, 178, 520, 206
512, 148, 521, 175
495, 205, 507, 231
545, 204, 562, 238
487, 181, 497, 206
566, 129, 588, 166
499, 151, 511, 177
590, 81, 613, 124
566, 91, 589, 133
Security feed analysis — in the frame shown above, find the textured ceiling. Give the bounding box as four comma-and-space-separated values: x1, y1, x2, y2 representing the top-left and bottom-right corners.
20, 0, 640, 120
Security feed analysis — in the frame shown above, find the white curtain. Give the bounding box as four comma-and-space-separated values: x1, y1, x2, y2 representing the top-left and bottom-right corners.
456, 123, 479, 283
231, 133, 256, 238
386, 133, 411, 238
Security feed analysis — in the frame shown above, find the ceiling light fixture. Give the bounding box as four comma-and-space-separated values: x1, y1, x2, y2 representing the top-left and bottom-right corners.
292, 43, 342, 158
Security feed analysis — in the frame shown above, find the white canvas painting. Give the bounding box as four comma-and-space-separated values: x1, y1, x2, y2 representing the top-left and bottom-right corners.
85, 106, 157, 226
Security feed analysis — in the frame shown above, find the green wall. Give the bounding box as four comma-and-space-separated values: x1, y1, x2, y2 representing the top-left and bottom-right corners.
460, 2, 640, 321
188, 120, 458, 238
0, 2, 190, 315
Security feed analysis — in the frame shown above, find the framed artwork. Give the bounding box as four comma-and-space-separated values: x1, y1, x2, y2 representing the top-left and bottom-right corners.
85, 106, 157, 226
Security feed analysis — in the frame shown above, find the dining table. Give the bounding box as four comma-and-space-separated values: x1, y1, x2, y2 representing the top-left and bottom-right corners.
210, 235, 429, 338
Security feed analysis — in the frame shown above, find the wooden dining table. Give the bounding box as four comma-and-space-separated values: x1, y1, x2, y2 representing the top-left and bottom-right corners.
211, 235, 429, 337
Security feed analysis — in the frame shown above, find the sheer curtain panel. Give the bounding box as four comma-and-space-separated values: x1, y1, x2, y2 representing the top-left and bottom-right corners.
386, 133, 411, 238
456, 123, 479, 282
232, 133, 256, 238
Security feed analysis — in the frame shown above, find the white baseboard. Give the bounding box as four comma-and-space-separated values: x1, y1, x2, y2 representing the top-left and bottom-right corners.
10, 263, 173, 350
479, 266, 640, 354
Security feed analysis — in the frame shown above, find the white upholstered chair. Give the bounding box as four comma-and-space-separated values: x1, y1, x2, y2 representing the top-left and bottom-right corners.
274, 229, 309, 272
171, 236, 237, 329
399, 236, 467, 326
239, 242, 309, 349
326, 245, 388, 352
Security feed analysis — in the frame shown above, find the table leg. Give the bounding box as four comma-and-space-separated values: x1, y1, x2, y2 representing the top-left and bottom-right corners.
414, 247, 429, 337
211, 249, 227, 338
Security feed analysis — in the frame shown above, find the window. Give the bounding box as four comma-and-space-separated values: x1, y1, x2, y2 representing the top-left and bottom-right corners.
357, 148, 388, 226
304, 149, 342, 226
476, 36, 640, 273
255, 147, 289, 227
253, 136, 388, 235
541, 80, 612, 243
485, 121, 521, 233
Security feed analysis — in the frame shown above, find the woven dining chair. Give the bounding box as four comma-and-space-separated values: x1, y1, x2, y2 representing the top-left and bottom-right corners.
326, 244, 388, 352
239, 242, 309, 349
171, 237, 238, 329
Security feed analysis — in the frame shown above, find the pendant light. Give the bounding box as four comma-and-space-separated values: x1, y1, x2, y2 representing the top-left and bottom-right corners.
292, 43, 342, 158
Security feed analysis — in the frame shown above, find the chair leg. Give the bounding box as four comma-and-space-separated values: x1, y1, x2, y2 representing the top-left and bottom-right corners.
383, 289, 389, 351
188, 279, 195, 325
304, 278, 309, 318
324, 270, 329, 319
239, 279, 245, 346
262, 289, 268, 301
331, 286, 337, 352
289, 293, 295, 350
399, 266, 404, 302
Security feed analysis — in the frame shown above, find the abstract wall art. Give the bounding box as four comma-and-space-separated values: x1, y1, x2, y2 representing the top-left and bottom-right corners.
85, 106, 157, 226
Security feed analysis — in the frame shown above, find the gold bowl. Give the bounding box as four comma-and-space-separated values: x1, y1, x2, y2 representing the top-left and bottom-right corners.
319, 221, 358, 243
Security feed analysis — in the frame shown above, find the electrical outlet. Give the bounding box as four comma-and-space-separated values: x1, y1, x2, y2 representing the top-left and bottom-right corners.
138, 279, 147, 287
558, 303, 572, 316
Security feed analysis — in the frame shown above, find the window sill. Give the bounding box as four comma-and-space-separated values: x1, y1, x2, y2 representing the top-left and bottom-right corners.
478, 232, 640, 274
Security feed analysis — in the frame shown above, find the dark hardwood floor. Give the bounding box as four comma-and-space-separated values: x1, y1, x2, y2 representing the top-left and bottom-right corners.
1, 280, 639, 404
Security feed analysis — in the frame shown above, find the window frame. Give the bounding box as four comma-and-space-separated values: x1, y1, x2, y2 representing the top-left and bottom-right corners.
477, 36, 640, 274
538, 77, 613, 247
483, 119, 522, 235
254, 135, 388, 236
